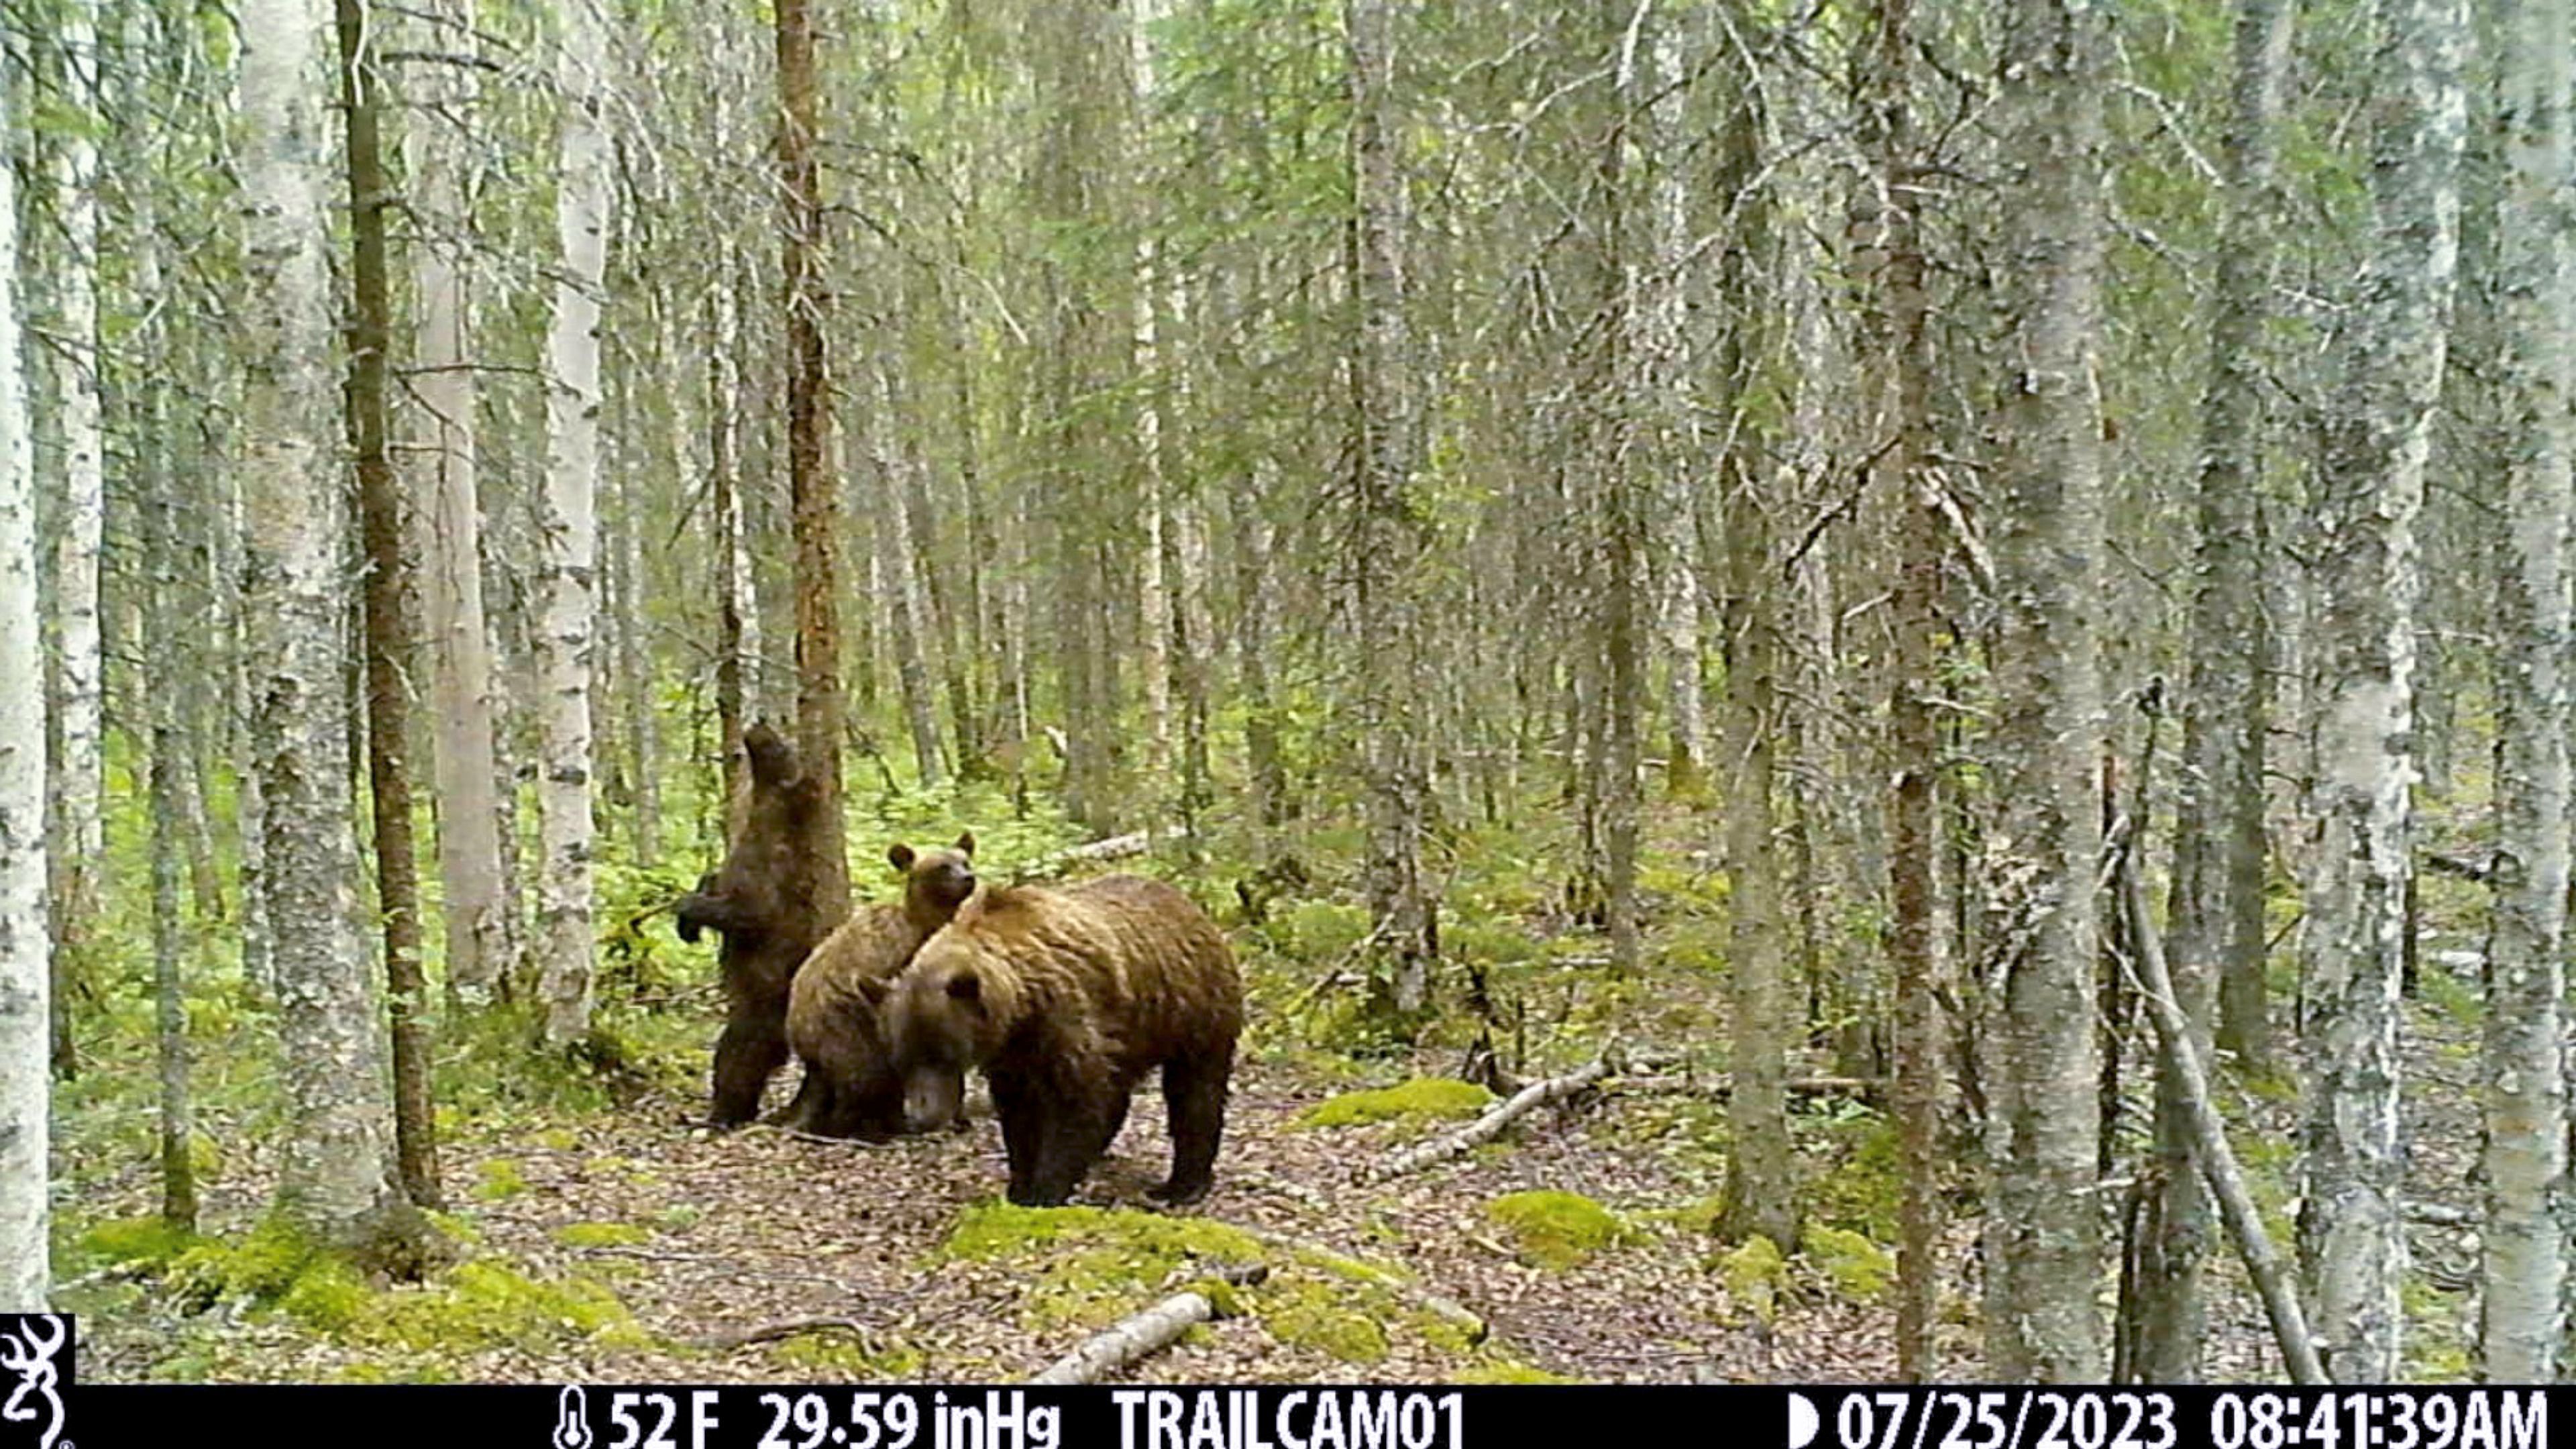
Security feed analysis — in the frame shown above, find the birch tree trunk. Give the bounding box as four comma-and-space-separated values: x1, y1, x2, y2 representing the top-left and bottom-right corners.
2140, 0, 2292, 1381
239, 0, 425, 1265
1347, 0, 1435, 1020
866, 365, 945, 786
1983, 0, 2110, 1383
46, 0, 103, 1083
2296, 0, 2465, 1383
409, 0, 513, 1010
0, 50, 49, 1311
2476, 0, 2569, 1382
537, 0, 613, 1048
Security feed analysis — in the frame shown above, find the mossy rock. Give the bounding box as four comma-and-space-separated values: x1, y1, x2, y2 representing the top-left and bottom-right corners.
552, 1222, 652, 1250
1483, 1191, 1631, 1270
1297, 1079, 1494, 1130
943, 1204, 1265, 1331
167, 1218, 323, 1307
1717, 1234, 1788, 1325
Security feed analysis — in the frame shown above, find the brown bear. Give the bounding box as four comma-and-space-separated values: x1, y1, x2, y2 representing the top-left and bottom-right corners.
674, 722, 848, 1128
783, 833, 979, 1139
883, 874, 1243, 1206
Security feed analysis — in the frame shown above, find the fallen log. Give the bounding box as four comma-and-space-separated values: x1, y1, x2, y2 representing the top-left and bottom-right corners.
2118, 850, 2328, 1385
1607, 1073, 1883, 1098
1027, 1263, 1268, 1385
1017, 827, 1187, 881
1368, 1056, 1613, 1181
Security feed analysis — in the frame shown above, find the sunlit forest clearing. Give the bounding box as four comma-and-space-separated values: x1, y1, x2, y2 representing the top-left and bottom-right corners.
1, 0, 2571, 1390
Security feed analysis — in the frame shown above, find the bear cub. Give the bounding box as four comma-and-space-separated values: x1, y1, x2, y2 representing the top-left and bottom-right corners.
783, 832, 979, 1138
884, 873, 1242, 1206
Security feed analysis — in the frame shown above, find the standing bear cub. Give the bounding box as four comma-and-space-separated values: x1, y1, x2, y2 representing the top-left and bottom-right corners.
784, 833, 979, 1138
883, 874, 1243, 1206
675, 722, 847, 1128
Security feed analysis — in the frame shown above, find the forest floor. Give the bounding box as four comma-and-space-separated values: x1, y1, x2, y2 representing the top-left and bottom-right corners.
56, 951, 2493, 1387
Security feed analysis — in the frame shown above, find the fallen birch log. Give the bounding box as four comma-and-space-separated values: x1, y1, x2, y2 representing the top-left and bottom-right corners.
1368, 1056, 1613, 1181
2119, 853, 2328, 1385
1028, 1264, 1268, 1385
1607, 1073, 1883, 1098
1018, 827, 1187, 881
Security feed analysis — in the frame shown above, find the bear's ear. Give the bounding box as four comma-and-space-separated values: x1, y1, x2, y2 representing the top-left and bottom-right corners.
954, 830, 976, 859
945, 969, 982, 1004
888, 843, 917, 873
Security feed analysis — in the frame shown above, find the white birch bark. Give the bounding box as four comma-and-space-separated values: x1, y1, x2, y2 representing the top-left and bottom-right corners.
409, 0, 514, 1008
0, 52, 50, 1312
49, 0, 104, 894
536, 0, 612, 1046
238, 0, 409, 1250
2296, 0, 2465, 1384
2477, 0, 2569, 1383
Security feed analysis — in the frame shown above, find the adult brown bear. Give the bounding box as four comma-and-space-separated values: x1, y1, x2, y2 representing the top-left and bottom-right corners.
784, 834, 979, 1138
883, 874, 1242, 1206
674, 722, 847, 1128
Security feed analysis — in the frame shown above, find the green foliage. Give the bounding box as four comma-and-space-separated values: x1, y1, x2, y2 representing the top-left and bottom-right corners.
472, 1159, 531, 1203
1809, 1112, 1902, 1242
1295, 1078, 1493, 1129
1482, 1191, 1631, 1270
80, 1218, 200, 1268
1801, 1226, 1893, 1303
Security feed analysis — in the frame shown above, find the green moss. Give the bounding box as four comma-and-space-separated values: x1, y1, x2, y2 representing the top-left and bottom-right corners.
472, 1159, 530, 1202
770, 1333, 923, 1378
1719, 1234, 1788, 1325
1810, 1114, 1902, 1241
1801, 1226, 1893, 1303
552, 1222, 651, 1250
1452, 1362, 1580, 1385
655, 1205, 704, 1232
80, 1217, 199, 1267
1266, 1300, 1388, 1364
944, 1203, 1264, 1266
168, 1218, 321, 1307
536, 1129, 582, 1152
1483, 1191, 1630, 1270
280, 1258, 376, 1332
365, 1260, 639, 1352
1296, 1079, 1495, 1130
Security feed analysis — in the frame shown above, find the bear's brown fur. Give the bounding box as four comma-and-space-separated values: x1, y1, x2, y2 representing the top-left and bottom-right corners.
885, 874, 1242, 1205
674, 722, 849, 1128
782, 833, 979, 1138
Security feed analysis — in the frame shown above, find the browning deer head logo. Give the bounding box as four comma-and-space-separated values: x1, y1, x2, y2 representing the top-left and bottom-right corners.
0, 1316, 66, 1449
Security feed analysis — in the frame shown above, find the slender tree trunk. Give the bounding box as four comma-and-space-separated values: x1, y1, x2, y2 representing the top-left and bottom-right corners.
2139, 0, 2293, 1383
125, 4, 195, 1234
239, 0, 429, 1267
339, 0, 438, 1209
2297, 0, 2465, 1384
1237, 463, 1285, 836
779, 0, 845, 865
1982, 0, 2111, 1383
1348, 0, 1435, 1020
46, 0, 103, 1085
865, 366, 945, 786
409, 0, 511, 1010
1864, 0, 1945, 1381
537, 0, 612, 1048
709, 250, 753, 802
2477, 0, 2568, 1383
0, 48, 50, 1309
